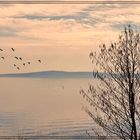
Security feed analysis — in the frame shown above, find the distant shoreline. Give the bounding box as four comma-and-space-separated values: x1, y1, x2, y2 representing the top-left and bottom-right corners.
0, 71, 94, 78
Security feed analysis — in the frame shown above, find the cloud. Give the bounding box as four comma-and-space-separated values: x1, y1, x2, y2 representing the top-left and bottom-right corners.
0, 4, 140, 41
0, 4, 89, 17
0, 4, 139, 47
0, 27, 17, 37
0, 4, 140, 72
12, 6, 98, 29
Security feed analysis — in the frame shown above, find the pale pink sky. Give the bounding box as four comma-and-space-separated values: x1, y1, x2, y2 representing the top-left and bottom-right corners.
0, 3, 140, 73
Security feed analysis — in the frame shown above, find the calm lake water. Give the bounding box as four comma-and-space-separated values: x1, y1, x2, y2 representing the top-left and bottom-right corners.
0, 78, 96, 137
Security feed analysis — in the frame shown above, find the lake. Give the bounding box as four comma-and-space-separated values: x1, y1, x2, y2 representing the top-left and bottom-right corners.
0, 78, 96, 138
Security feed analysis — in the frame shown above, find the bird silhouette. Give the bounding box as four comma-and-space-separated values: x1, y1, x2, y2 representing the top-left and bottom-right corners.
11, 48, 15, 51
0, 47, 45, 72
19, 57, 22, 60
17, 67, 20, 70
14, 56, 18, 60
38, 60, 41, 63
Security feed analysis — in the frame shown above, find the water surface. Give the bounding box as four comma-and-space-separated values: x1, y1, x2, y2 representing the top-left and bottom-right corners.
0, 78, 95, 137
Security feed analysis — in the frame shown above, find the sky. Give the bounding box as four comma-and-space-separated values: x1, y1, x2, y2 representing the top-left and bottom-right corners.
0, 2, 140, 73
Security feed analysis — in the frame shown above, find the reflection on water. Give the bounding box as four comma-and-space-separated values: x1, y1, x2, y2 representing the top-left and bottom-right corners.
0, 78, 95, 137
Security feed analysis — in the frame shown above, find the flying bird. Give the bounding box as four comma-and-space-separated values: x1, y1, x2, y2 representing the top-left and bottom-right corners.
38, 60, 41, 63
17, 67, 20, 70
14, 56, 18, 60
11, 48, 15, 51
19, 57, 22, 60
0, 47, 46, 72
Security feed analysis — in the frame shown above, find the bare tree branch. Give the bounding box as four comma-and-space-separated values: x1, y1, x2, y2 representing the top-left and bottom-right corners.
80, 25, 140, 140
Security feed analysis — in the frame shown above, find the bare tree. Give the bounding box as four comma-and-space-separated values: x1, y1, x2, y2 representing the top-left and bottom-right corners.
80, 25, 140, 140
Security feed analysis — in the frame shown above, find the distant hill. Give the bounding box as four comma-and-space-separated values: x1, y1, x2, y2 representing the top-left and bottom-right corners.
0, 71, 94, 78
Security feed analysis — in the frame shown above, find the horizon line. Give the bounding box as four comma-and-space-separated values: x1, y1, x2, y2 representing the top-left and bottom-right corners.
0, 1, 140, 4
0, 70, 93, 75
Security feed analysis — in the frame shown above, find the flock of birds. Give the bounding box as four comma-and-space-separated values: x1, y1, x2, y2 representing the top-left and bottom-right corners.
0, 48, 43, 71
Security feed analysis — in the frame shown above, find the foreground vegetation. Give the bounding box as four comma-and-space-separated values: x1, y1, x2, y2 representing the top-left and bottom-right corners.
81, 25, 140, 140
